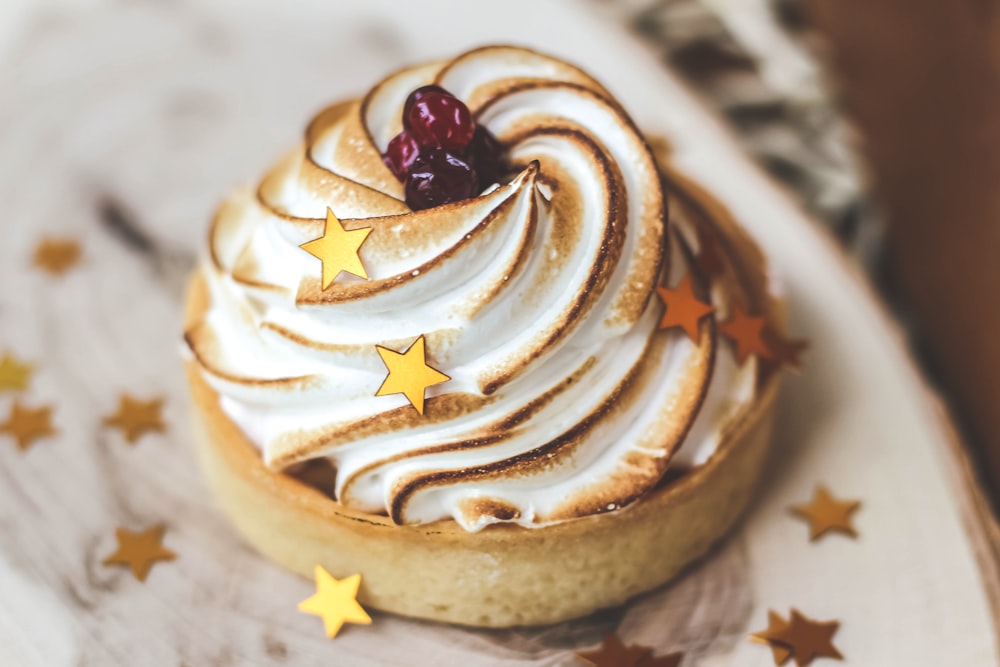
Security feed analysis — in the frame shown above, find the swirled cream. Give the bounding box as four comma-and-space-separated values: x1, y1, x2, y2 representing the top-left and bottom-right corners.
185, 46, 763, 531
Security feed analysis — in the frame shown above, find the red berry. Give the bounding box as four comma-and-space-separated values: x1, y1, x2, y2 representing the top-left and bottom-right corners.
382, 131, 420, 182
405, 147, 479, 210
466, 126, 507, 188
406, 91, 475, 153
402, 85, 451, 126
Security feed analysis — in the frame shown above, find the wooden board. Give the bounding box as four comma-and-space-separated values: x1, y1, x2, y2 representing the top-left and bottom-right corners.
0, 1, 997, 664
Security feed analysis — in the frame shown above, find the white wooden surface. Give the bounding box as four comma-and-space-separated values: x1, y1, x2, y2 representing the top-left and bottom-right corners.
0, 1, 996, 665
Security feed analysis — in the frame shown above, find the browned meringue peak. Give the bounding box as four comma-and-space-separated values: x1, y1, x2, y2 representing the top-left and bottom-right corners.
258, 143, 408, 221
207, 188, 259, 274
185, 282, 320, 396
437, 46, 614, 113
307, 98, 403, 199
361, 60, 446, 151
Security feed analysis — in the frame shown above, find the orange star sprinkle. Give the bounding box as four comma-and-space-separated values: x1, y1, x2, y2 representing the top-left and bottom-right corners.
33, 237, 82, 276
300, 207, 372, 288
753, 609, 843, 666
103, 395, 166, 444
0, 352, 34, 393
375, 335, 450, 415
102, 524, 176, 581
576, 634, 652, 667
0, 401, 56, 451
656, 274, 716, 341
750, 610, 793, 665
298, 566, 371, 638
764, 328, 810, 372
790, 486, 861, 541
719, 307, 773, 364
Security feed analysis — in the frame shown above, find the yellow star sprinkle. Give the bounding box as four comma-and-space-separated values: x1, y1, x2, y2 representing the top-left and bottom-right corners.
754, 609, 843, 666
750, 610, 794, 665
0, 401, 56, 451
375, 335, 451, 415
790, 485, 861, 541
33, 237, 82, 276
0, 352, 34, 393
102, 524, 176, 581
300, 208, 372, 288
103, 394, 166, 444
298, 566, 371, 638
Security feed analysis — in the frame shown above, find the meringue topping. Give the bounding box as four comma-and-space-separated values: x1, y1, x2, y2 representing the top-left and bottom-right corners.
185, 46, 768, 531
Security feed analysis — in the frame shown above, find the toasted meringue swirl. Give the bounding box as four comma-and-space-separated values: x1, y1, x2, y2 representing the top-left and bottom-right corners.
186, 46, 765, 531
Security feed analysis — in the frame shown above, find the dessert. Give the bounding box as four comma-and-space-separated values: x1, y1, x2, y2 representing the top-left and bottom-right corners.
183, 46, 784, 628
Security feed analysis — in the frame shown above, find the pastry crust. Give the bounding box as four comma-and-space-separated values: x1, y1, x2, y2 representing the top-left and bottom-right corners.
184, 157, 781, 628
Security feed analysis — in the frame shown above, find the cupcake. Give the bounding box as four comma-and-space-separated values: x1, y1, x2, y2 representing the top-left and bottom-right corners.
183, 46, 783, 628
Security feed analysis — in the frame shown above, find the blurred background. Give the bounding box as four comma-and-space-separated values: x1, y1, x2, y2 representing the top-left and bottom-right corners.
2, 0, 998, 509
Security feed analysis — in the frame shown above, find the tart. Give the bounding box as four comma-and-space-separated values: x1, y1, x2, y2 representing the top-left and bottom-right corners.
183, 46, 783, 628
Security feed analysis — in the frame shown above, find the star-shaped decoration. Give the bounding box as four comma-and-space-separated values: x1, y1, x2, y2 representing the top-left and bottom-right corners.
753, 609, 843, 666
790, 485, 861, 541
575, 634, 681, 667
300, 207, 372, 288
656, 274, 716, 341
102, 524, 176, 581
0, 401, 56, 451
33, 237, 82, 276
750, 610, 793, 665
576, 634, 653, 667
103, 394, 166, 444
297, 566, 372, 638
719, 307, 773, 364
763, 328, 810, 372
375, 335, 451, 415
0, 352, 34, 393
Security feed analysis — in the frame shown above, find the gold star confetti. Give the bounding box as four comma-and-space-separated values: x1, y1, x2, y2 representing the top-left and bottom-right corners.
575, 634, 681, 667
750, 610, 793, 665
103, 394, 166, 444
656, 273, 716, 341
375, 335, 451, 415
0, 352, 34, 393
297, 566, 371, 638
0, 401, 56, 451
102, 524, 176, 581
300, 207, 372, 287
753, 609, 843, 666
33, 237, 82, 276
790, 485, 861, 541
576, 634, 652, 667
764, 328, 810, 372
719, 307, 773, 364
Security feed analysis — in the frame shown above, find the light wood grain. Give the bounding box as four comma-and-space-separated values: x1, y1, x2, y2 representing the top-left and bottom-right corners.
0, 1, 997, 665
